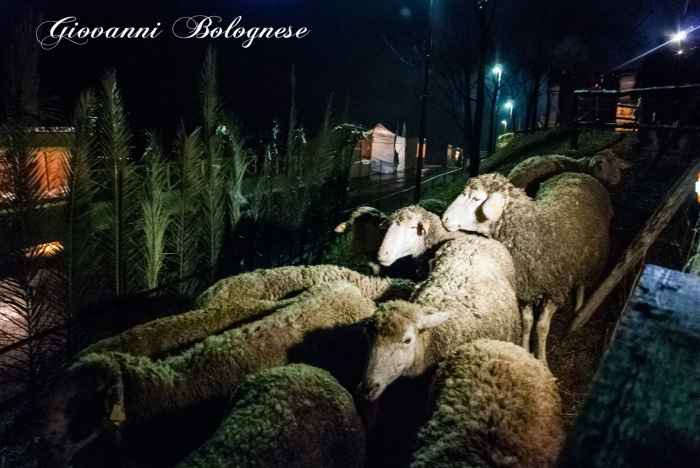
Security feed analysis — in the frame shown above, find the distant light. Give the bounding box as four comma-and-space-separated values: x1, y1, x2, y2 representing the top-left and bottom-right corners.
399, 6, 412, 19
505, 101, 513, 109
25, 241, 63, 258
678, 50, 684, 54
673, 31, 687, 42
501, 120, 507, 125
493, 65, 502, 74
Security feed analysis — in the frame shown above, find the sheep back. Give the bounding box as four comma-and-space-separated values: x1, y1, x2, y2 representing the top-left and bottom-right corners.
508, 154, 585, 192
176, 364, 364, 468
82, 265, 399, 358
411, 339, 563, 468
473, 172, 611, 305
411, 236, 521, 354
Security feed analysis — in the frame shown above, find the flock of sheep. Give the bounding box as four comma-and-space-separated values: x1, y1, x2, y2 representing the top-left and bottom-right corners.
41, 150, 629, 467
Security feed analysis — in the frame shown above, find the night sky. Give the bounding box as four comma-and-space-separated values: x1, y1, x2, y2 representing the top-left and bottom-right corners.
0, 0, 696, 151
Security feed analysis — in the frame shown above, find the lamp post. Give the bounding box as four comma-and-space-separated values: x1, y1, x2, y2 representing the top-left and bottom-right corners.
414, 0, 434, 204
487, 65, 503, 158
501, 120, 507, 134
506, 100, 515, 136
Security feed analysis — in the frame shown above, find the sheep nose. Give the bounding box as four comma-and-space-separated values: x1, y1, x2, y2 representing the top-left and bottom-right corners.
357, 380, 380, 400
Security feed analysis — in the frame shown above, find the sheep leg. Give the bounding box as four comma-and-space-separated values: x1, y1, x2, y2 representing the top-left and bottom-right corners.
536, 300, 557, 367
521, 304, 534, 353
574, 285, 585, 312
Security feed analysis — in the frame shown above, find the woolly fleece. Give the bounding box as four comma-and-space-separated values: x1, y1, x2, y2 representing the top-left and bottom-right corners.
176, 364, 364, 468
82, 265, 405, 358
466, 172, 612, 306
366, 235, 520, 377
411, 340, 563, 468
44, 281, 378, 456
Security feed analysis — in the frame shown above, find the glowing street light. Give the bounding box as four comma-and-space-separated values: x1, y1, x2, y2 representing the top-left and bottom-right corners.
487, 65, 503, 157
506, 100, 515, 135
673, 30, 688, 42
501, 120, 507, 133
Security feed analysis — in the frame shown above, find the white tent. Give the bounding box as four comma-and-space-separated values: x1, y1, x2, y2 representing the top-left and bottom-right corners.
369, 124, 405, 173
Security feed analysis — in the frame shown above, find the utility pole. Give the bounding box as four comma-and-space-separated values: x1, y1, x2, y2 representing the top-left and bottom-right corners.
414, 0, 434, 204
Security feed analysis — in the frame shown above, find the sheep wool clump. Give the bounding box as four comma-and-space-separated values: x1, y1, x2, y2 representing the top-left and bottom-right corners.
176, 364, 365, 468
411, 340, 564, 468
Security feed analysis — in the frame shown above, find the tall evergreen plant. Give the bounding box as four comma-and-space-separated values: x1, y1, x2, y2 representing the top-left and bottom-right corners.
59, 90, 99, 352
199, 47, 227, 283
139, 132, 172, 291
94, 72, 138, 298
170, 125, 204, 296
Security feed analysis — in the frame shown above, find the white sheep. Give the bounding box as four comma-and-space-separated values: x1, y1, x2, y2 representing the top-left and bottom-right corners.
442, 172, 612, 365
376, 205, 465, 279
42, 280, 380, 464
508, 149, 632, 196
358, 234, 521, 401
333, 201, 450, 277
176, 364, 365, 468
411, 339, 564, 468
81, 264, 410, 358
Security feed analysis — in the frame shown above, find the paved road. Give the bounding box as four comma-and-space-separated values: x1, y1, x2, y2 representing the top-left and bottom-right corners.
346, 165, 452, 209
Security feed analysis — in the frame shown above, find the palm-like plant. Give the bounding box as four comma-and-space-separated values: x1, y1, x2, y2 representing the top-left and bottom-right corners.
59, 90, 99, 352
139, 132, 172, 290
0, 18, 64, 403
93, 71, 138, 298
199, 47, 227, 283
169, 124, 204, 296
220, 114, 251, 227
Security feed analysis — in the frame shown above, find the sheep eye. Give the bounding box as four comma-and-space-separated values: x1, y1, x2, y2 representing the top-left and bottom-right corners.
404, 338, 412, 344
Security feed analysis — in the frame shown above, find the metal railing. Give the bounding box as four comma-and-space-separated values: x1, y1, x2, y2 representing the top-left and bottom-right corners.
571, 84, 700, 149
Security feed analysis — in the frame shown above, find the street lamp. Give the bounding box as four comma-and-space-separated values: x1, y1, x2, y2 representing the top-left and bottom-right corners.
487, 65, 503, 158
414, 0, 435, 204
673, 30, 687, 42
502, 120, 507, 134
506, 100, 515, 136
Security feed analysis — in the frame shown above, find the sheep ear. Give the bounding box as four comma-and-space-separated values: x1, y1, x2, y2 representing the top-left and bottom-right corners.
334, 222, 348, 233
418, 310, 453, 330
482, 192, 505, 221
417, 221, 430, 236
617, 158, 634, 170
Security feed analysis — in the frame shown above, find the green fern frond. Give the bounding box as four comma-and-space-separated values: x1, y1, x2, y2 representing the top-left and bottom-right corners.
95, 71, 137, 297
199, 46, 227, 282
169, 124, 204, 296
139, 132, 172, 290
61, 89, 100, 322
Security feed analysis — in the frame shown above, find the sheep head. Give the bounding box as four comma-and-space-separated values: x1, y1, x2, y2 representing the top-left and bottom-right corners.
377, 207, 432, 266
588, 149, 633, 185
42, 354, 124, 461
442, 176, 507, 236
335, 206, 389, 258
358, 301, 451, 401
